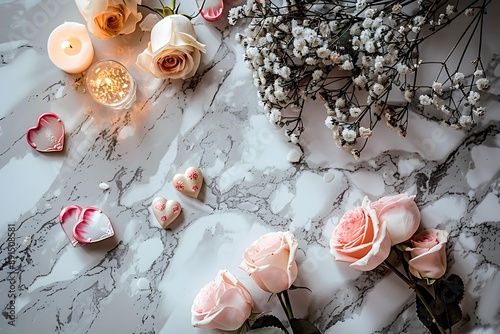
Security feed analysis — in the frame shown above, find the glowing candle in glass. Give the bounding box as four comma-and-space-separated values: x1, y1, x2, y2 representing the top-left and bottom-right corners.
85, 60, 136, 109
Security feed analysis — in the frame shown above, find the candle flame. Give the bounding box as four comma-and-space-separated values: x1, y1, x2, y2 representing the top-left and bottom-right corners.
61, 40, 72, 50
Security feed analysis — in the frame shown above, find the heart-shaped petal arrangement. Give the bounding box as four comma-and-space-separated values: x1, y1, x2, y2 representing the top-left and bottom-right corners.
26, 112, 65, 152
151, 197, 182, 229
172, 167, 204, 198
59, 205, 114, 247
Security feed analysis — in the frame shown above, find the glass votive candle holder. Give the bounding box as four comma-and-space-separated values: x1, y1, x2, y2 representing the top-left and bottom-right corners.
85, 60, 136, 109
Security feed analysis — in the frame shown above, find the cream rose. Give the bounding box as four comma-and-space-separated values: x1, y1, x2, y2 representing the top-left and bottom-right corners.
406, 228, 449, 279
191, 270, 253, 331
240, 231, 298, 293
330, 197, 392, 271
75, 0, 142, 39
371, 193, 421, 245
136, 14, 206, 79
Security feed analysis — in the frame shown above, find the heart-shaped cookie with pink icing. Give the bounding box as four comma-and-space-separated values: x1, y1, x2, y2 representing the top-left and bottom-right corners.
172, 167, 204, 198
151, 197, 182, 229
59, 205, 114, 247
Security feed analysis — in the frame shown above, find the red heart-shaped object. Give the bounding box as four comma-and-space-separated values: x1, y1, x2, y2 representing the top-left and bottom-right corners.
26, 112, 65, 152
59, 206, 114, 246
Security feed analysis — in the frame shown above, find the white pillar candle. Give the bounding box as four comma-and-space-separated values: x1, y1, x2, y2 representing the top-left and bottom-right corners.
47, 22, 94, 74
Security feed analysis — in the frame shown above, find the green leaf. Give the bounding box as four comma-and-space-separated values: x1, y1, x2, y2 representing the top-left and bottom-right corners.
248, 328, 288, 334
251, 315, 289, 334
153, 7, 174, 18
415, 274, 464, 333
434, 274, 464, 328
289, 318, 321, 334
415, 285, 441, 334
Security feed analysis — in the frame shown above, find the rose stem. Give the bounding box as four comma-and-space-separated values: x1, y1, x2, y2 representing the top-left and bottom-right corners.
277, 292, 293, 320
282, 290, 294, 319
383, 260, 446, 334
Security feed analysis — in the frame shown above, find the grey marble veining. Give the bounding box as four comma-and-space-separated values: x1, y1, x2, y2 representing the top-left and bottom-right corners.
1, 1, 499, 333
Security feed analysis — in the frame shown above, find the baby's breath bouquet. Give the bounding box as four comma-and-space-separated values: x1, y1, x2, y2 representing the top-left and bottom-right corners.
229, 0, 492, 158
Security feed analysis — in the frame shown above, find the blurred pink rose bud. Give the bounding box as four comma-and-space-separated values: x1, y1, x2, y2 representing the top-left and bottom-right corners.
240, 231, 298, 293
371, 193, 421, 245
330, 197, 391, 271
406, 229, 449, 279
191, 270, 253, 331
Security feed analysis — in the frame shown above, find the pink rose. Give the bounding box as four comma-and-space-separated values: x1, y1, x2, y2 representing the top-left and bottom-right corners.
371, 193, 421, 245
240, 231, 298, 293
330, 197, 391, 271
191, 270, 253, 331
406, 229, 449, 279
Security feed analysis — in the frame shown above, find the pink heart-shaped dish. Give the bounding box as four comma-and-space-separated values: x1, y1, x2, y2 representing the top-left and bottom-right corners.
59, 206, 114, 247
26, 112, 65, 152
196, 0, 224, 21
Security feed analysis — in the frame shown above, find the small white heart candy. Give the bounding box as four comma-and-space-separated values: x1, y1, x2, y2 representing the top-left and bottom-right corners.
172, 167, 204, 198
151, 197, 182, 229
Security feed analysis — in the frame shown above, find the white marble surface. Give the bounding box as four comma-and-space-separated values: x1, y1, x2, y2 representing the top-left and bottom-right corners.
1, 1, 500, 333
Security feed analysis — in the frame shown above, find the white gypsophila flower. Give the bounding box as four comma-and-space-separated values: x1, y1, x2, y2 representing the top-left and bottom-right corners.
317, 47, 331, 59
372, 17, 383, 29
392, 4, 402, 14
412, 26, 420, 33
473, 106, 485, 117
362, 18, 373, 29
432, 82, 443, 95
279, 66, 291, 79
335, 107, 347, 121
465, 8, 474, 17
354, 75, 367, 88
325, 116, 335, 129
305, 57, 317, 65
432, 94, 443, 109
359, 127, 372, 138
419, 95, 432, 105
452, 72, 465, 84
365, 8, 375, 18
398, 26, 405, 34
371, 83, 385, 95
476, 78, 489, 90
468, 91, 480, 105
269, 108, 282, 123
290, 133, 299, 144
397, 63, 412, 74
342, 128, 357, 142
335, 98, 346, 108
404, 90, 414, 102
459, 115, 472, 127
349, 106, 362, 117
440, 105, 450, 114
474, 70, 484, 77
312, 69, 323, 81
350, 23, 361, 36
360, 30, 371, 44
365, 40, 376, 53
340, 60, 354, 70
446, 4, 456, 16
356, 0, 366, 11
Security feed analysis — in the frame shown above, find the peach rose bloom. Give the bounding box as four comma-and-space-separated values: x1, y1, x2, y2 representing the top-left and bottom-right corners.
76, 0, 142, 39
240, 231, 298, 293
330, 197, 391, 271
136, 15, 206, 79
371, 193, 421, 245
191, 270, 253, 331
406, 229, 449, 279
